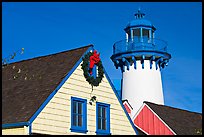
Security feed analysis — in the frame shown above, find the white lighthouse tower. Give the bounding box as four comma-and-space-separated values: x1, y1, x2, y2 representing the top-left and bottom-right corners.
111, 9, 171, 118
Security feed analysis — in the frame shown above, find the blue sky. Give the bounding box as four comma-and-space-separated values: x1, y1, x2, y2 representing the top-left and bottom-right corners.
2, 2, 202, 113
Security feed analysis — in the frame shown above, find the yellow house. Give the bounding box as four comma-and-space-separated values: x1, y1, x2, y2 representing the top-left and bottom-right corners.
2, 45, 138, 135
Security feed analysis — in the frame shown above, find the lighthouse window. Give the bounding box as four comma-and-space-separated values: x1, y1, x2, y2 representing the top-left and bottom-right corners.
133, 28, 140, 37
143, 29, 149, 38
70, 97, 87, 133
96, 102, 110, 135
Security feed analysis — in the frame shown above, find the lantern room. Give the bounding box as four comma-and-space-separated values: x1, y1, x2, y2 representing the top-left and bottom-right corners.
124, 9, 156, 42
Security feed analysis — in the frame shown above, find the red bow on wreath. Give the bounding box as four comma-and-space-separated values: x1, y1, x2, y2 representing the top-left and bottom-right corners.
89, 50, 100, 75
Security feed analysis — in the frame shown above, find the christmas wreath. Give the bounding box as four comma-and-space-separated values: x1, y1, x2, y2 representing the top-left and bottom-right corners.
81, 51, 104, 87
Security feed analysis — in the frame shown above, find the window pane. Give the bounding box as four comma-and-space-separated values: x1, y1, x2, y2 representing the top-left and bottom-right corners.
73, 101, 77, 113
78, 115, 82, 127
133, 28, 140, 37
102, 119, 106, 130
78, 102, 82, 114
98, 107, 102, 117
73, 114, 77, 126
102, 107, 106, 118
143, 29, 149, 37
71, 98, 87, 131
98, 118, 101, 129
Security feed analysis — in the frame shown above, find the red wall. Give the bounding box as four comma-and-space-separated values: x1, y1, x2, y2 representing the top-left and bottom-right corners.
134, 105, 174, 135
124, 103, 131, 114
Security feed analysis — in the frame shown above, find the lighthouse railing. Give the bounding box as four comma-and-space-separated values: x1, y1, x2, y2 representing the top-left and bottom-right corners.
113, 38, 168, 55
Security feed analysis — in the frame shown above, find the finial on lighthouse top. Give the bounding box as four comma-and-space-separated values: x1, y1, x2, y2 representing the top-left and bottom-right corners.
134, 8, 145, 19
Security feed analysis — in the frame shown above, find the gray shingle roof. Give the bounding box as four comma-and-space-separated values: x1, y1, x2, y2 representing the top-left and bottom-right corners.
2, 45, 92, 124
144, 101, 202, 135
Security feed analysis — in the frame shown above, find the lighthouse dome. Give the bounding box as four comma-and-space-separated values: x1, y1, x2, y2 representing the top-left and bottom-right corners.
124, 9, 156, 31
126, 19, 153, 28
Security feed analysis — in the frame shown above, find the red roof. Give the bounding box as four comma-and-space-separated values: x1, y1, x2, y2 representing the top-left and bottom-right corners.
133, 101, 202, 135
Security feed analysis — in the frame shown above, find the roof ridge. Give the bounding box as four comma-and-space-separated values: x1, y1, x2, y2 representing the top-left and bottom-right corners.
144, 101, 202, 115
3, 44, 93, 66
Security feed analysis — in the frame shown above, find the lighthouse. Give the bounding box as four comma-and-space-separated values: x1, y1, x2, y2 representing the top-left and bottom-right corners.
111, 9, 171, 118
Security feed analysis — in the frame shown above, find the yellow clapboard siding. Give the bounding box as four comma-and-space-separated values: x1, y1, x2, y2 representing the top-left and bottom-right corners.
68, 73, 87, 82
49, 96, 69, 106
63, 82, 92, 92
91, 89, 116, 98
93, 85, 113, 92
45, 104, 69, 113
41, 107, 70, 120
110, 108, 126, 115
111, 129, 135, 135
96, 104, 123, 114
54, 92, 70, 100
61, 85, 92, 94
87, 122, 97, 128
32, 123, 68, 134
87, 126, 97, 133
33, 117, 70, 128
110, 119, 133, 126
65, 74, 111, 90
73, 67, 83, 73
33, 126, 94, 135
110, 113, 130, 122
31, 61, 136, 135
62, 87, 120, 104
112, 127, 136, 134
32, 128, 66, 135
2, 127, 26, 135
67, 90, 117, 102
110, 124, 135, 131
63, 83, 117, 101
111, 116, 130, 122
38, 112, 69, 122
48, 102, 70, 111
66, 78, 113, 95
67, 75, 111, 88
86, 115, 96, 122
